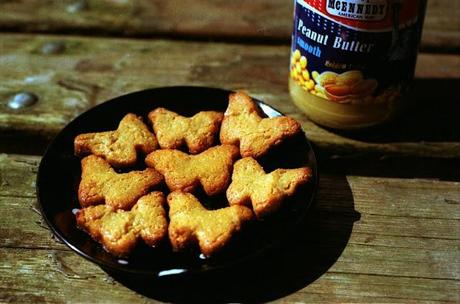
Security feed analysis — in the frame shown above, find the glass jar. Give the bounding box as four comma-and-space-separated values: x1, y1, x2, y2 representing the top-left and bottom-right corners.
289, 0, 427, 129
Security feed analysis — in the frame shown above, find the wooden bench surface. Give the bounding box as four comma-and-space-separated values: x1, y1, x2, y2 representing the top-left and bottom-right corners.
1, 154, 459, 303
0, 1, 459, 303
0, 0, 458, 50
1, 33, 459, 158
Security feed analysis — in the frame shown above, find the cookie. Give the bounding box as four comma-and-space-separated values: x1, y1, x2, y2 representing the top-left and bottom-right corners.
226, 157, 312, 218
167, 191, 253, 256
78, 155, 163, 210
220, 92, 301, 158
76, 192, 168, 257
145, 145, 239, 196
75, 113, 157, 167
148, 108, 223, 154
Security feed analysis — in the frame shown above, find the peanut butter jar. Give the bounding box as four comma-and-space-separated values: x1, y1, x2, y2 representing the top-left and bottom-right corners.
289, 0, 427, 129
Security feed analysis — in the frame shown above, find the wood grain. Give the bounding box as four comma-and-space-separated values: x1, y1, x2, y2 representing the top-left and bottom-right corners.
0, 249, 146, 303
1, 34, 459, 158
1, 154, 459, 302
0, 0, 458, 50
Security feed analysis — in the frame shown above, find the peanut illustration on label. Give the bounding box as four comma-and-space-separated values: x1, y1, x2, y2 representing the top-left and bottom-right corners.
290, 48, 400, 105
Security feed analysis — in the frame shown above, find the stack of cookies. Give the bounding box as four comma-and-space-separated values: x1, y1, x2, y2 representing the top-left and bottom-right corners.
73, 92, 312, 257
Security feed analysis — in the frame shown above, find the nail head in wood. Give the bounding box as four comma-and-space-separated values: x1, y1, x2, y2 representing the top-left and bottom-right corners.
66, 0, 88, 13
41, 41, 66, 54
8, 92, 38, 109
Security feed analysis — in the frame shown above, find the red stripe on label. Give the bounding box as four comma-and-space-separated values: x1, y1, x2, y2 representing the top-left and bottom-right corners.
302, 0, 419, 30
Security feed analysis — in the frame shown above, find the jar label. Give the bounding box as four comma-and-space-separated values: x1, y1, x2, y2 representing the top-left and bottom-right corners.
290, 0, 424, 104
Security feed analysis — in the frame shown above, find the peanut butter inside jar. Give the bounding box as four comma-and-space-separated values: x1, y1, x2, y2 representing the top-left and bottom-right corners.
288, 50, 401, 129
289, 76, 398, 130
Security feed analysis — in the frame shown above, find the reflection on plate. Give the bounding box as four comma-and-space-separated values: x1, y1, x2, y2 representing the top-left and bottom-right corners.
37, 86, 318, 276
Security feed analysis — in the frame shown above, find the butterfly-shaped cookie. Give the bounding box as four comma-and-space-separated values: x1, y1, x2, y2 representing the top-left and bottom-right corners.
220, 92, 301, 158
227, 157, 312, 218
75, 113, 157, 167
145, 145, 239, 196
76, 192, 168, 256
148, 108, 223, 154
167, 192, 253, 256
78, 155, 163, 209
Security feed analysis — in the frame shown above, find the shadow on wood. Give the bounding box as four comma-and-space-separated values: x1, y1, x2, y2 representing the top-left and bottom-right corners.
318, 153, 460, 182
103, 175, 359, 302
331, 78, 460, 143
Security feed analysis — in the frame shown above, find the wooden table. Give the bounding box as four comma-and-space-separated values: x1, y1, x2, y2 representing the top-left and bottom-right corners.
1, 1, 459, 302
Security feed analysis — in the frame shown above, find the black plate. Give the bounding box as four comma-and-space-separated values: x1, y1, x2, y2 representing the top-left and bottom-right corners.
37, 86, 318, 276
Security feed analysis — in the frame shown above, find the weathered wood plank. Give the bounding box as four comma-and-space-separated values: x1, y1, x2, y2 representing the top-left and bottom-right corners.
0, 0, 457, 50
291, 272, 459, 303
1, 247, 459, 303
0, 153, 459, 302
0, 248, 147, 303
2, 193, 458, 280
0, 247, 457, 303
325, 176, 460, 220
421, 0, 460, 51
1, 34, 459, 157
0, 154, 38, 198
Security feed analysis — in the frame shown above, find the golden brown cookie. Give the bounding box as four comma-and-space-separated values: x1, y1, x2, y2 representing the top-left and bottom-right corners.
145, 145, 239, 196
76, 192, 168, 257
75, 113, 157, 167
167, 191, 253, 257
148, 108, 223, 154
226, 157, 312, 218
78, 155, 163, 210
220, 92, 302, 158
